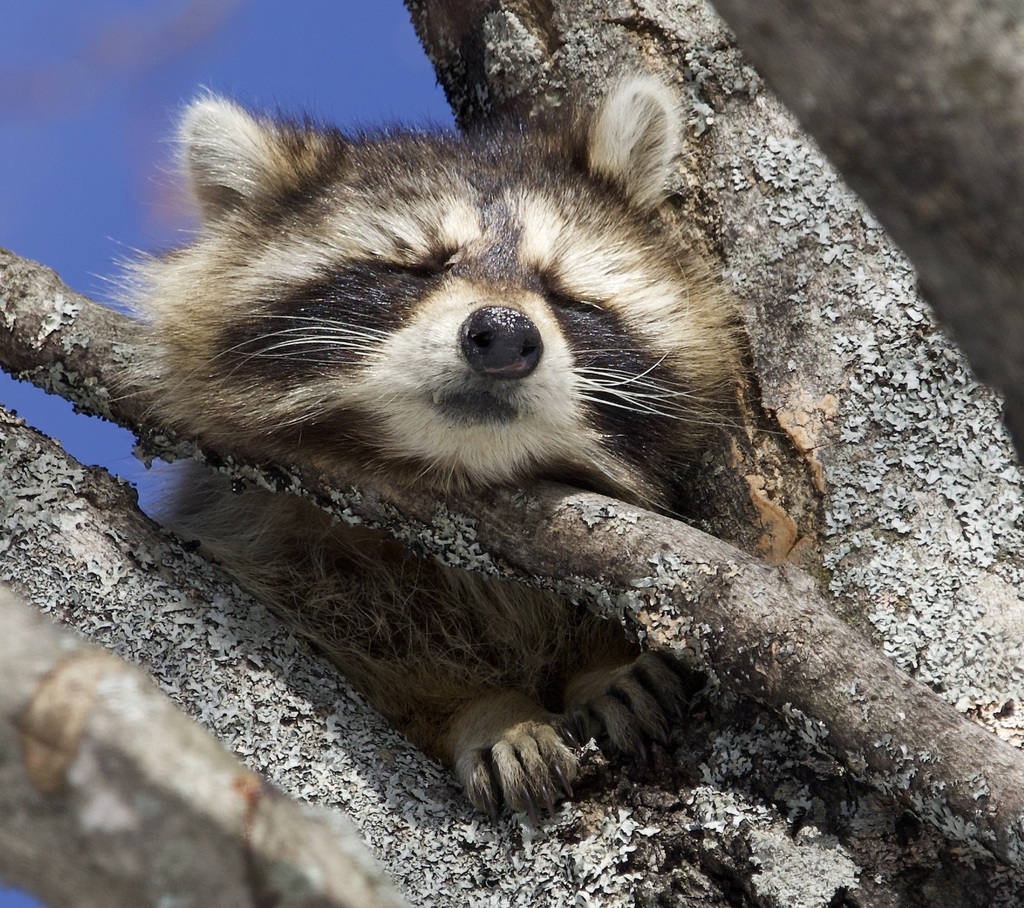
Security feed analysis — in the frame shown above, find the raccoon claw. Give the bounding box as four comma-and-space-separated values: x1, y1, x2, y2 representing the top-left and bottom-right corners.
559, 706, 595, 748
563, 651, 696, 761
524, 782, 559, 825
457, 719, 578, 823
551, 760, 574, 800
637, 650, 695, 722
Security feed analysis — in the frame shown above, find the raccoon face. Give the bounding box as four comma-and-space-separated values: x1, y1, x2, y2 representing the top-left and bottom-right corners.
139, 78, 738, 506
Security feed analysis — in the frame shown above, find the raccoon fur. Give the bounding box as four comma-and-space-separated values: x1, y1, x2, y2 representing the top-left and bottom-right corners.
132, 76, 741, 819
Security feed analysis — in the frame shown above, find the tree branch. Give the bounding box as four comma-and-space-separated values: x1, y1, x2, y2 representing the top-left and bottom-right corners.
0, 377, 866, 907
3, 240, 1024, 879
0, 581, 408, 908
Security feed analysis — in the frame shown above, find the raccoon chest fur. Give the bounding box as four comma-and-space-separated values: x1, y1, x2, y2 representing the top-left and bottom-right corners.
133, 76, 740, 819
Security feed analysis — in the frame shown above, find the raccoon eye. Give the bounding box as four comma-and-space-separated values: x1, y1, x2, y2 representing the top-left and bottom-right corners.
395, 247, 461, 278
543, 282, 605, 313
539, 271, 606, 312
441, 247, 464, 270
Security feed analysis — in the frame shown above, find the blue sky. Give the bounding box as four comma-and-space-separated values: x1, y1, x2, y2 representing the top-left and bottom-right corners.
0, 0, 451, 503
0, 1, 451, 903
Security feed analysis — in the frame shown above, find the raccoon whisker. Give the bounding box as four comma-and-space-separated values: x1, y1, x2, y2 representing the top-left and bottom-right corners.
229, 354, 365, 367
216, 333, 385, 365
254, 339, 377, 352
582, 391, 703, 418
574, 353, 671, 387
409, 457, 458, 493
242, 313, 392, 337
249, 338, 384, 358
208, 345, 380, 385
222, 326, 387, 351
577, 392, 683, 420
576, 386, 727, 427
244, 319, 393, 343
575, 373, 676, 397
243, 336, 388, 355
614, 351, 670, 378
215, 348, 377, 377
575, 372, 695, 403
579, 349, 670, 366
275, 406, 331, 430
575, 373, 699, 407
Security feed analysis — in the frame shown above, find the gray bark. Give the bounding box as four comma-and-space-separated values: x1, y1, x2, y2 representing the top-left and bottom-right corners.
0, 575, 407, 908
0, 340, 862, 906
706, 0, 1024, 457
2, 0, 1024, 904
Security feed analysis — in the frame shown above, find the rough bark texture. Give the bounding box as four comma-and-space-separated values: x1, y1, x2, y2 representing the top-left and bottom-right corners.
707, 0, 1024, 456
0, 580, 408, 908
3, 0, 1024, 904
2, 252, 1023, 903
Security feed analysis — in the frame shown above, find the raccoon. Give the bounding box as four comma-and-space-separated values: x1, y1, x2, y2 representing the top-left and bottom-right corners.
132, 76, 740, 819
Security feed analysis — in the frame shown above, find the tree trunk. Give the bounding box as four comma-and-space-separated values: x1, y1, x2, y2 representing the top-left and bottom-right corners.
708, 0, 1024, 456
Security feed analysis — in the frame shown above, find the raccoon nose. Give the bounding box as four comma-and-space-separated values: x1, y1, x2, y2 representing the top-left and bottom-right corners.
460, 306, 543, 378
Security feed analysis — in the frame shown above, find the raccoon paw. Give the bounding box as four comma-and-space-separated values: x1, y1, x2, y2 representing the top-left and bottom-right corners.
455, 719, 578, 825
560, 651, 694, 762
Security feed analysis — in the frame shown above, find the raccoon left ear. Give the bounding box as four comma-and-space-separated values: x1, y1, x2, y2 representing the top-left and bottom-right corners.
586, 76, 681, 210
180, 95, 283, 223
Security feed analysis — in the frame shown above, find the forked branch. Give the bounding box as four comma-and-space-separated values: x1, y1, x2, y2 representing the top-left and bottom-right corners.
2, 246, 1022, 873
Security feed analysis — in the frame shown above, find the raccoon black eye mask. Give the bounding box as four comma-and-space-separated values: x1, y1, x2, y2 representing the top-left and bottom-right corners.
131, 76, 740, 819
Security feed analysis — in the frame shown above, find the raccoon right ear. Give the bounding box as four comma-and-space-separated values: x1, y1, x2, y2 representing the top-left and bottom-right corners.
586, 76, 681, 210
179, 95, 282, 222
